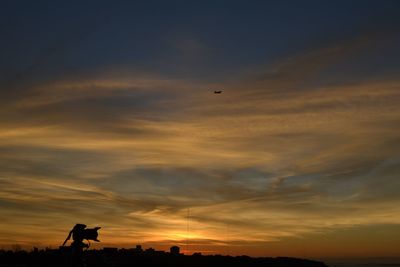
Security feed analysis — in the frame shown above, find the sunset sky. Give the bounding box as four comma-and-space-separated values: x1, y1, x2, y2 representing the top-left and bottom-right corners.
1, 0, 400, 259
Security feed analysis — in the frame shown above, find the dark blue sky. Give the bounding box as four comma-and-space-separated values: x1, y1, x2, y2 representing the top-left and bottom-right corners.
1, 0, 400, 83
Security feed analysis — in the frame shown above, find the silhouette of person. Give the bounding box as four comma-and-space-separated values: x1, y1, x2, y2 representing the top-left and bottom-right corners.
62, 224, 88, 267
62, 224, 101, 266
63, 223, 89, 249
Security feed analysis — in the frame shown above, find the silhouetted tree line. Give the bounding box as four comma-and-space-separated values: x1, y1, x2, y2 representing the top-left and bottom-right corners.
0, 247, 329, 267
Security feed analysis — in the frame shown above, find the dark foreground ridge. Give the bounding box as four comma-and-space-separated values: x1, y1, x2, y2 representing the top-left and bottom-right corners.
0, 246, 328, 267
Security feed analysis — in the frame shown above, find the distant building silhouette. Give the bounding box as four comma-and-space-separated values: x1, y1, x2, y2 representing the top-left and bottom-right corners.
145, 247, 155, 253
134, 245, 143, 253
170, 246, 180, 255
143, 247, 166, 256
103, 247, 118, 253
0, 245, 329, 267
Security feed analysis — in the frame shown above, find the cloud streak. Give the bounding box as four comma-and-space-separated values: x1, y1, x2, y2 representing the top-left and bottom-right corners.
0, 27, 400, 257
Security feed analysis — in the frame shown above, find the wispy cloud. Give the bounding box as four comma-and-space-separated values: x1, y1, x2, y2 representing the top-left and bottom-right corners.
0, 29, 400, 257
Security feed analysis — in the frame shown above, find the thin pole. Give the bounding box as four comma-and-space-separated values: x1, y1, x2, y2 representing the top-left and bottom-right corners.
186, 208, 190, 255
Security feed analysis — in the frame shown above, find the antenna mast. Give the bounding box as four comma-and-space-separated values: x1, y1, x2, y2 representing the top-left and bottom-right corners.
186, 208, 190, 255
